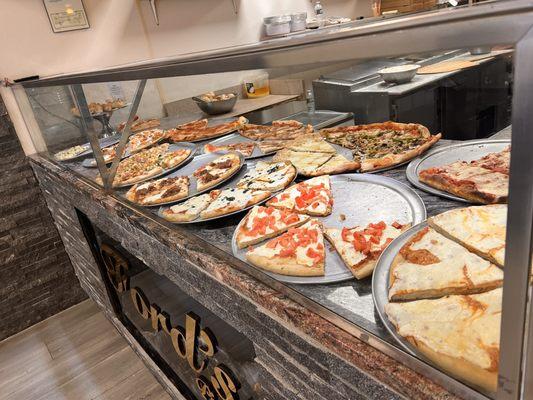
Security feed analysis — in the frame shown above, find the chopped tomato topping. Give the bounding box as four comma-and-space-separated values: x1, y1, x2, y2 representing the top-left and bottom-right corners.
281, 193, 290, 200
306, 247, 324, 264
264, 207, 274, 215
280, 248, 296, 257
341, 227, 352, 242
270, 197, 278, 203
392, 221, 402, 229
369, 221, 386, 230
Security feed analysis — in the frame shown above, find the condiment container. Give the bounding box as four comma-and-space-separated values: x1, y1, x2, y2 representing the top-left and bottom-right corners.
263, 15, 291, 36
290, 12, 307, 32
243, 72, 270, 98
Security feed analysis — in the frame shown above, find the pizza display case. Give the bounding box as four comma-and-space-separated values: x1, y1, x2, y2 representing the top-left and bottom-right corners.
9, 1, 533, 399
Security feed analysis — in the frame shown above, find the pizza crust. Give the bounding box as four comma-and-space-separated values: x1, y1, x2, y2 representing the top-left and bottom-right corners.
246, 253, 324, 276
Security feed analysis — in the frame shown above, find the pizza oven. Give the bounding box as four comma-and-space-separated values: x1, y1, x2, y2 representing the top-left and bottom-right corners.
312, 50, 512, 140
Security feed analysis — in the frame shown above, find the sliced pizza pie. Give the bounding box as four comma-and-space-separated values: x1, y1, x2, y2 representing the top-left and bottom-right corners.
324, 221, 408, 279
470, 146, 510, 175
237, 161, 296, 192
385, 288, 501, 392
160, 191, 220, 222
273, 149, 333, 176
266, 176, 333, 216
126, 129, 166, 153
419, 161, 508, 204
125, 176, 189, 205
236, 206, 310, 249
428, 205, 507, 267
388, 226, 503, 301
204, 142, 256, 157
246, 219, 325, 277
193, 153, 242, 191
200, 188, 271, 219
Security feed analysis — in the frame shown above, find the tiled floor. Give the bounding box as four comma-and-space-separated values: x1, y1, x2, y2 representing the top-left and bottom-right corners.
0, 300, 171, 400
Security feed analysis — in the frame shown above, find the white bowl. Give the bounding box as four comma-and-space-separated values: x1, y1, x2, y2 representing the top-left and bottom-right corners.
378, 64, 421, 84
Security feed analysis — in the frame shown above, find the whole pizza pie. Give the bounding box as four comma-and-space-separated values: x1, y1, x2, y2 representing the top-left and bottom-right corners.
320, 121, 441, 172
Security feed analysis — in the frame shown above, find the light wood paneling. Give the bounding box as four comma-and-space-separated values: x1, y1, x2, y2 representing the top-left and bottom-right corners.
0, 300, 171, 400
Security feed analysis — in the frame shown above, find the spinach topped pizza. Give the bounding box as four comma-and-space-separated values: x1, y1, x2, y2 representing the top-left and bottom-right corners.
320, 121, 441, 172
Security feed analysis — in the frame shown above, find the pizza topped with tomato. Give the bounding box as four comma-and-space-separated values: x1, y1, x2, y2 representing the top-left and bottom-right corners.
236, 206, 310, 249
324, 221, 409, 279
126, 129, 166, 153
245, 219, 325, 277
266, 175, 333, 216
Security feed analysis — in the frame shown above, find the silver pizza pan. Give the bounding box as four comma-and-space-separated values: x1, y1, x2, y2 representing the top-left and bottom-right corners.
112, 143, 198, 188
157, 160, 297, 223
372, 221, 428, 356
231, 173, 426, 285
54, 135, 120, 162
129, 151, 245, 207
406, 139, 510, 202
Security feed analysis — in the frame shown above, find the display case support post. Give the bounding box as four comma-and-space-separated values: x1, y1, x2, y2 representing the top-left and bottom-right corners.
70, 84, 110, 190
105, 79, 147, 192
496, 26, 533, 400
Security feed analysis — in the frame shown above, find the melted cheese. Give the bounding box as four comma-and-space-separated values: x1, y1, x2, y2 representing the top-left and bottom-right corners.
389, 228, 503, 300
429, 205, 507, 266
169, 194, 212, 215
385, 288, 501, 387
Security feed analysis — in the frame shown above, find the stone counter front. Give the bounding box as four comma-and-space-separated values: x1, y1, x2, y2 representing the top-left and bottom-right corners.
29, 154, 459, 400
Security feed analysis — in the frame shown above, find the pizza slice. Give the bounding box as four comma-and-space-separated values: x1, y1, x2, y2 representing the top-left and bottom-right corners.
428, 205, 507, 267
236, 206, 310, 249
419, 161, 508, 204
273, 149, 333, 176
256, 140, 286, 154
324, 221, 409, 279
193, 153, 242, 191
204, 142, 256, 157
200, 188, 271, 219
388, 226, 503, 301
314, 154, 360, 175
160, 191, 220, 222
237, 161, 296, 192
176, 118, 209, 130
130, 118, 161, 132
385, 288, 501, 392
266, 176, 332, 216
160, 148, 192, 169
125, 176, 189, 205
287, 134, 336, 153
469, 146, 510, 175
246, 219, 325, 277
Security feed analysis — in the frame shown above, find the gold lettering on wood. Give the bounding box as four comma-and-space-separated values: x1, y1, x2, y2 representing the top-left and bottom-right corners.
101, 243, 129, 293
196, 376, 217, 400
130, 287, 150, 320
170, 325, 188, 359
211, 365, 240, 400
150, 304, 172, 334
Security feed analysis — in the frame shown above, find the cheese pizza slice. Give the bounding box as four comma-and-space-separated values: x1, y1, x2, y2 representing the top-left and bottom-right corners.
266, 176, 332, 216
160, 191, 220, 222
388, 226, 503, 301
246, 219, 325, 277
428, 205, 507, 267
200, 188, 271, 219
287, 134, 337, 153
385, 288, 501, 392
325, 221, 408, 279
236, 206, 310, 249
237, 161, 296, 192
273, 149, 333, 176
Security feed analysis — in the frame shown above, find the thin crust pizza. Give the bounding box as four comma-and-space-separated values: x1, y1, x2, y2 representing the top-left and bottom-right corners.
246, 219, 325, 277
428, 205, 507, 267
237, 161, 296, 192
168, 117, 247, 142
126, 129, 166, 154
388, 226, 503, 301
320, 121, 441, 172
266, 176, 333, 216
236, 206, 310, 249
325, 221, 408, 279
204, 142, 256, 157
239, 120, 313, 141
419, 148, 510, 204
193, 153, 242, 191
130, 118, 161, 133
125, 176, 189, 206
160, 191, 220, 222
385, 288, 501, 392
200, 188, 271, 219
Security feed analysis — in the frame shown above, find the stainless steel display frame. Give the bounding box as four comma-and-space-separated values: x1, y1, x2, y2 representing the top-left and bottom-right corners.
13, 1, 533, 399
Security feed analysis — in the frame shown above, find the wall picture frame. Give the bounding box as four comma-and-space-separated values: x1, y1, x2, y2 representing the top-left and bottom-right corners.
43, 0, 90, 33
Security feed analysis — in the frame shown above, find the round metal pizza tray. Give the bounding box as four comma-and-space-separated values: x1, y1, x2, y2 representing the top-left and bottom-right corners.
157, 160, 297, 223
231, 173, 426, 285
54, 135, 121, 162
127, 151, 245, 207
406, 139, 510, 203
372, 221, 428, 356
112, 143, 198, 188
204, 133, 276, 159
